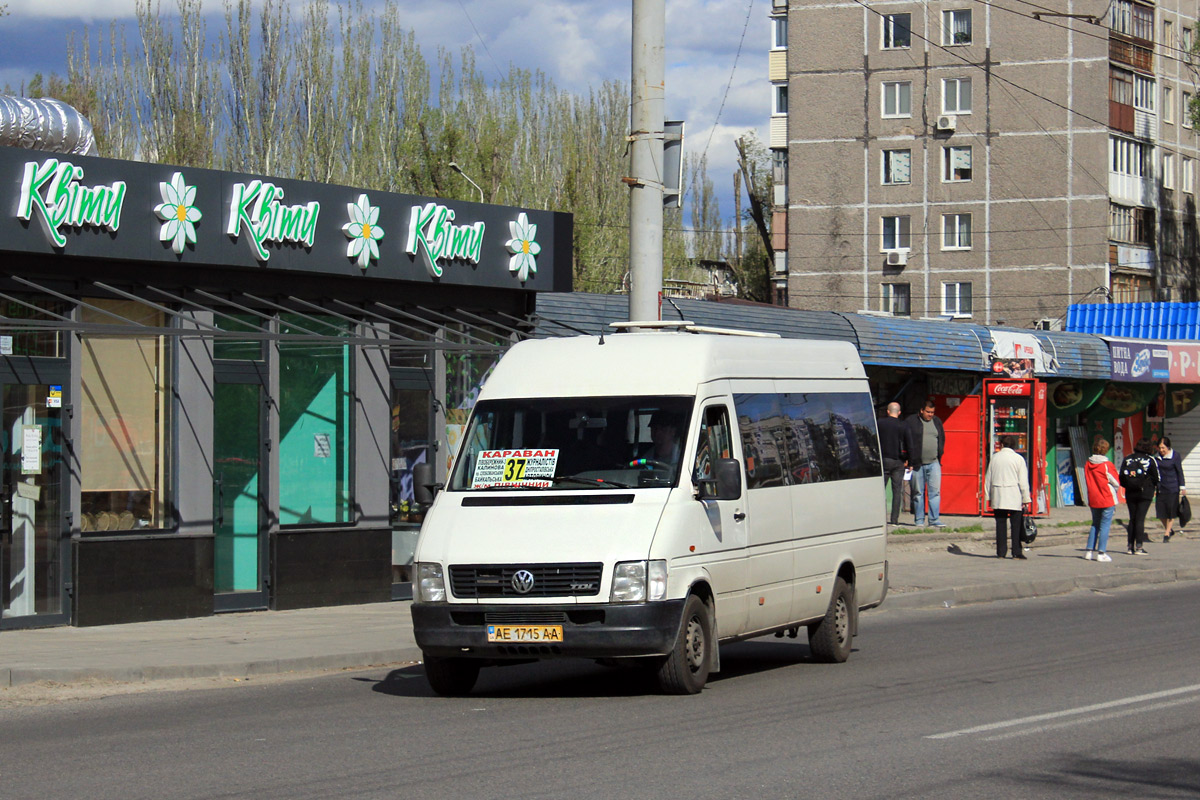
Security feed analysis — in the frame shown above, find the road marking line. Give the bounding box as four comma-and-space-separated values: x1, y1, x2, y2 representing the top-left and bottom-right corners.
925, 684, 1200, 739
982, 695, 1200, 741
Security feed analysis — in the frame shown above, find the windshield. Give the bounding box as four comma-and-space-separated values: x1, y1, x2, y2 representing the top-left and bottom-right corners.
449, 396, 693, 491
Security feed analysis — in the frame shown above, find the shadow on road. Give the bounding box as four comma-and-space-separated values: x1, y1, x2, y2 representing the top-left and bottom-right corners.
363, 639, 837, 699
1020, 755, 1200, 796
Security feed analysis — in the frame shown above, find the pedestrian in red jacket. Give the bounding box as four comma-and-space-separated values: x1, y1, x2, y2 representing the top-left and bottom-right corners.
1083, 437, 1119, 562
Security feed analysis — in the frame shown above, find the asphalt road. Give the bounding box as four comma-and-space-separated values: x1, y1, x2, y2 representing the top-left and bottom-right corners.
3, 583, 1199, 800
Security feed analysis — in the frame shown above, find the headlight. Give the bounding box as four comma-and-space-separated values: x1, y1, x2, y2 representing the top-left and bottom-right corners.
415, 562, 446, 603
611, 560, 668, 603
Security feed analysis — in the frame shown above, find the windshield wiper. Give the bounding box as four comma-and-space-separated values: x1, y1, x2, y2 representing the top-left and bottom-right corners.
552, 475, 632, 489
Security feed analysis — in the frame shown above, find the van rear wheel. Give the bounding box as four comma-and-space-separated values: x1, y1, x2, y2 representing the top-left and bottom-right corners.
807, 577, 853, 663
656, 594, 712, 694
424, 655, 481, 696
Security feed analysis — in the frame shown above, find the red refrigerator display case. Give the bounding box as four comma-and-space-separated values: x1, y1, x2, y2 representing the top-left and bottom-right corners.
983, 379, 1048, 516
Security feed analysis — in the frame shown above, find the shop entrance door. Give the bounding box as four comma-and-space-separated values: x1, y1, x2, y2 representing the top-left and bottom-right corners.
1, 381, 69, 627
213, 368, 269, 612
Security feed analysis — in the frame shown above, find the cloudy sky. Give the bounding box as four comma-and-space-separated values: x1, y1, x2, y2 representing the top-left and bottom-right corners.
0, 0, 768, 224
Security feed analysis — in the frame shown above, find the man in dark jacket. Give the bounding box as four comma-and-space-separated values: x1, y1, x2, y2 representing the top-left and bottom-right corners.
877, 402, 910, 525
903, 399, 946, 527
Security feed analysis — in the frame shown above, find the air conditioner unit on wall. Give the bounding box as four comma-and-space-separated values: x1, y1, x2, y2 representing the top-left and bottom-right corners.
936, 115, 957, 132
885, 250, 908, 267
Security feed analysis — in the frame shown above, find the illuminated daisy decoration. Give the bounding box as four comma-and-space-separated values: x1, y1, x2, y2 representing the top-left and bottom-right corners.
342, 193, 385, 269
505, 212, 540, 282
154, 172, 202, 254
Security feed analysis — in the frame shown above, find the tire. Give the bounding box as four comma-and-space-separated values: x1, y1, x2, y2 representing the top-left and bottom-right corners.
656, 594, 713, 694
807, 577, 854, 663
423, 655, 481, 696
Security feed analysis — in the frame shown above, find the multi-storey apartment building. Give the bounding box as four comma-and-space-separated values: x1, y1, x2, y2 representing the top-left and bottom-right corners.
769, 0, 1200, 325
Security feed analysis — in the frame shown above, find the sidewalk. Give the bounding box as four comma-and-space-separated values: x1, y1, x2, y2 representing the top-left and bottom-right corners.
4, 509, 1199, 689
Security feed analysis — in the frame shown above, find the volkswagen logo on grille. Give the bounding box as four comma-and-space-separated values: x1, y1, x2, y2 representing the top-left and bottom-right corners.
511, 569, 536, 594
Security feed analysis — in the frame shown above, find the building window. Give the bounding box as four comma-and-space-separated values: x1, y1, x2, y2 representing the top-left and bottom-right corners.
279, 314, 353, 526
942, 78, 972, 114
1164, 19, 1175, 50
882, 81, 912, 117
1184, 92, 1193, 128
942, 282, 973, 317
942, 213, 972, 249
1111, 0, 1153, 40
943, 9, 972, 44
1185, 158, 1195, 193
1133, 74, 1155, 111
1112, 271, 1153, 303
1184, 27, 1194, 52
943, 145, 972, 181
882, 283, 911, 316
1164, 85, 1174, 123
1110, 135, 1149, 177
1164, 151, 1176, 189
80, 299, 173, 531
882, 215, 911, 250
773, 84, 788, 115
882, 13, 911, 49
882, 149, 912, 185
772, 15, 788, 49
1109, 202, 1155, 244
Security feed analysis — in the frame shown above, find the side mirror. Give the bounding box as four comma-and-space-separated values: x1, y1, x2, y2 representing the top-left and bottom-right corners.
698, 458, 742, 501
413, 462, 439, 506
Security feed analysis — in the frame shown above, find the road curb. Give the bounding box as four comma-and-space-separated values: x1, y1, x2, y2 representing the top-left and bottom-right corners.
3, 649, 424, 689
882, 567, 1200, 610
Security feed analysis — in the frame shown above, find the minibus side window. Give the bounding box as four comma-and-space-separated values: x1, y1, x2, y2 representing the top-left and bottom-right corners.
694, 405, 734, 483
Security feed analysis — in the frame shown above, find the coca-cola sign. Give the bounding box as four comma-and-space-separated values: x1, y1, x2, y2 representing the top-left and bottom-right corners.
990, 382, 1030, 396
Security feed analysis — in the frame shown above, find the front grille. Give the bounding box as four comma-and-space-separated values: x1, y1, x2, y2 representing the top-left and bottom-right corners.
449, 563, 603, 598
485, 610, 567, 624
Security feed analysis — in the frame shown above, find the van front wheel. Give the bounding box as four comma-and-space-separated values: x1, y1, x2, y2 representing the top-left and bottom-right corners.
656, 594, 712, 694
424, 655, 480, 696
807, 577, 853, 663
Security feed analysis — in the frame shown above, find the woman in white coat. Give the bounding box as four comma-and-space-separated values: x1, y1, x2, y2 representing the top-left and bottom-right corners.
984, 435, 1033, 559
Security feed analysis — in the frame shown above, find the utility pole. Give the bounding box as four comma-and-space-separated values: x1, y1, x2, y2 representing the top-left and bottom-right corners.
627, 0, 665, 323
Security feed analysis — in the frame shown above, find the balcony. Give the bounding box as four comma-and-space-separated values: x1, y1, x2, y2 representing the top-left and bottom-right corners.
1110, 36, 1153, 72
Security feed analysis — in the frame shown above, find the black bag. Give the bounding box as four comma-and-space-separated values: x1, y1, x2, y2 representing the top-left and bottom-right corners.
1179, 495, 1192, 527
1021, 516, 1038, 544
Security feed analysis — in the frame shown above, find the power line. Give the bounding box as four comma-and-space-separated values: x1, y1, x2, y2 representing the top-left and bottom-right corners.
699, 0, 755, 167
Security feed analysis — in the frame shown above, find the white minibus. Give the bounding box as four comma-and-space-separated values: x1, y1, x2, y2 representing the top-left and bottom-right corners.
411, 324, 888, 694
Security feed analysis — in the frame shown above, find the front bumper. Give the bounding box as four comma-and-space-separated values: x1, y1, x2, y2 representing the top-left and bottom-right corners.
411, 600, 686, 660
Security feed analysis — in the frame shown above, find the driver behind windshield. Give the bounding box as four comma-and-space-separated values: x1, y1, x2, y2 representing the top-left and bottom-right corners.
641, 410, 682, 467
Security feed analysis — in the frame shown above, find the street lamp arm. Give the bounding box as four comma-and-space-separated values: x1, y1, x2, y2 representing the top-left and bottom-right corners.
448, 162, 485, 204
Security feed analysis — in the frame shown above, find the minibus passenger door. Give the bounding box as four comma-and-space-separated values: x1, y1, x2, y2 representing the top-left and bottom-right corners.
693, 402, 748, 635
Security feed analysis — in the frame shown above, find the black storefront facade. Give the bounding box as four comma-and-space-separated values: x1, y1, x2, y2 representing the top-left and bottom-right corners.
0, 145, 570, 629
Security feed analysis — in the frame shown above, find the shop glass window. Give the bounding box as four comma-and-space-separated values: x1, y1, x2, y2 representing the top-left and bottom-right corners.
882, 13, 911, 49
0, 296, 68, 357
943, 9, 972, 44
943, 146, 973, 181
943, 77, 972, 114
79, 299, 172, 531
883, 149, 912, 185
213, 312, 265, 361
882, 81, 912, 118
278, 314, 352, 526
882, 215, 911, 250
943, 213, 973, 249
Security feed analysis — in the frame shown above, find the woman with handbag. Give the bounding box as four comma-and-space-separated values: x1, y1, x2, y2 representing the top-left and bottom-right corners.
1083, 437, 1119, 562
1155, 436, 1186, 542
984, 435, 1032, 559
